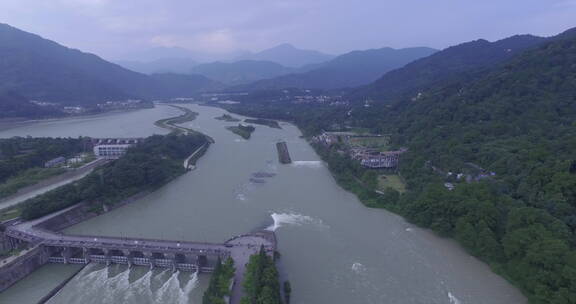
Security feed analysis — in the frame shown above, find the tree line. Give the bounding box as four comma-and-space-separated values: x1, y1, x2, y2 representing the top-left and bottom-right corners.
20, 134, 209, 220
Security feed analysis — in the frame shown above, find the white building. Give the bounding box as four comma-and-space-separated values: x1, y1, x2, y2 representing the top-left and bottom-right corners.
93, 138, 141, 159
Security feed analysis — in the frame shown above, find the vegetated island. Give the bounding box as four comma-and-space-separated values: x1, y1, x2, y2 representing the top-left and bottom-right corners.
215, 114, 241, 122
244, 118, 281, 129
226, 124, 255, 140
19, 133, 210, 220
154, 104, 199, 134
241, 247, 286, 304
202, 257, 235, 304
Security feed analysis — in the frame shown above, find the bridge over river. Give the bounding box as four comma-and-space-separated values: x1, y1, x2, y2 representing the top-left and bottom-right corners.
1, 204, 276, 303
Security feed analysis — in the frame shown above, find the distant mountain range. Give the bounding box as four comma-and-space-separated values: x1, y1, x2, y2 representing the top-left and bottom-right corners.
116, 44, 333, 75
235, 44, 334, 68
191, 60, 294, 85
231, 47, 438, 91
115, 58, 198, 75
0, 23, 220, 107
351, 35, 547, 103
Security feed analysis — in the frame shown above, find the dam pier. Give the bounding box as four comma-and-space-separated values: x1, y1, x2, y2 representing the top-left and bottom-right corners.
0, 203, 276, 302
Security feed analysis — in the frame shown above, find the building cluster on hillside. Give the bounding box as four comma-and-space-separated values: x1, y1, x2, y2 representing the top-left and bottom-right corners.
96, 99, 149, 111
30, 99, 150, 115
427, 161, 497, 191
351, 148, 407, 169
312, 132, 407, 169
291, 94, 350, 106
44, 154, 91, 168
92, 138, 142, 160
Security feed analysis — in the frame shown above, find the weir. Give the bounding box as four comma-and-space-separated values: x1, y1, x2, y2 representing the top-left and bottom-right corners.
0, 204, 277, 299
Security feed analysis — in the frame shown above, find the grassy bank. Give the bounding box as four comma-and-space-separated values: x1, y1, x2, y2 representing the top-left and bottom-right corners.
0, 168, 66, 200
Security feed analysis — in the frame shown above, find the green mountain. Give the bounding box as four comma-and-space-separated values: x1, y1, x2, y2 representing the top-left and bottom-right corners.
0, 23, 218, 105
233, 47, 437, 91
219, 28, 576, 304
191, 60, 294, 85
361, 29, 576, 304
352, 35, 546, 103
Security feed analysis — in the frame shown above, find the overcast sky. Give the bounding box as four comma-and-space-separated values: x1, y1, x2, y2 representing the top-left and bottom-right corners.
0, 0, 575, 60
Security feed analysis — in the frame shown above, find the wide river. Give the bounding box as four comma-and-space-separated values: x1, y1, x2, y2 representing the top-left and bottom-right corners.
0, 105, 526, 304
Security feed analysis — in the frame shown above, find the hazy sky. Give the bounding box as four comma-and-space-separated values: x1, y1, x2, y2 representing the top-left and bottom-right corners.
0, 0, 575, 60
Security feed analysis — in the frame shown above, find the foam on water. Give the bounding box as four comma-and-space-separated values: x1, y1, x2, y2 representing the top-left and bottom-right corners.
351, 262, 367, 274
48, 266, 201, 304
266, 212, 326, 231
154, 271, 199, 304
180, 272, 199, 304
291, 161, 323, 169
155, 271, 181, 303
132, 270, 153, 299
448, 291, 462, 304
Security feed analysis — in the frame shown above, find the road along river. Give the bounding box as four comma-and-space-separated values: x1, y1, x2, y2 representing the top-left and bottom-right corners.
0, 104, 526, 304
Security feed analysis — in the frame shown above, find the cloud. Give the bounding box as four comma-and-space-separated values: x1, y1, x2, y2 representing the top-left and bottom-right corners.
0, 0, 575, 59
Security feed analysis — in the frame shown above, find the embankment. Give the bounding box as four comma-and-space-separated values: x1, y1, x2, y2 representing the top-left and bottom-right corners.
0, 246, 48, 292
276, 142, 292, 164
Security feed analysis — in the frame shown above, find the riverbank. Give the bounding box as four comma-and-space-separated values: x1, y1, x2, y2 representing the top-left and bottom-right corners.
0, 107, 150, 132
218, 104, 529, 303
0, 104, 526, 304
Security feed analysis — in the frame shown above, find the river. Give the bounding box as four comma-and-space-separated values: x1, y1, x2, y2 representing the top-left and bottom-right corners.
0, 105, 526, 304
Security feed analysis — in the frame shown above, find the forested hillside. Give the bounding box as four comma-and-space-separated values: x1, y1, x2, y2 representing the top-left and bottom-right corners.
233, 47, 437, 91
0, 23, 220, 106
381, 32, 576, 303
351, 34, 546, 103
221, 29, 576, 304
0, 91, 63, 118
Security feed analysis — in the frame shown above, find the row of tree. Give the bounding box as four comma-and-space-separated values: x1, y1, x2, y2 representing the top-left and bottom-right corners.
241, 247, 283, 304
203, 258, 236, 304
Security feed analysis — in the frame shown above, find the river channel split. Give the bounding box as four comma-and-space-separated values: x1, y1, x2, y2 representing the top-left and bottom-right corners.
0, 104, 526, 304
